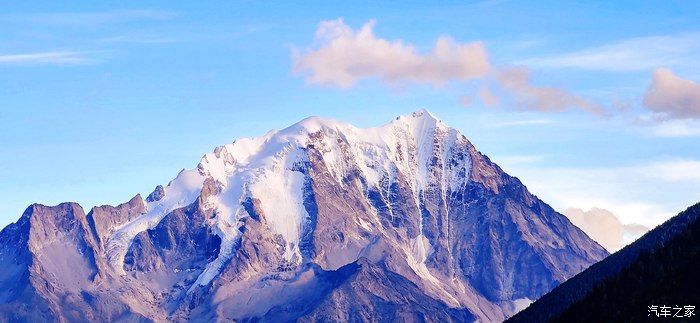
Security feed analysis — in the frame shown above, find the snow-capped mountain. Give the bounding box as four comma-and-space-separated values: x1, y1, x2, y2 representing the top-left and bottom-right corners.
0, 110, 608, 322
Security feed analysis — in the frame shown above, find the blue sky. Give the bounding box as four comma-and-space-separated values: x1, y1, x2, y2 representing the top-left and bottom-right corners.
1, 1, 700, 228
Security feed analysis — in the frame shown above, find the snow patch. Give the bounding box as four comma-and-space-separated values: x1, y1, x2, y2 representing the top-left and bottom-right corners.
512, 298, 533, 312
251, 165, 309, 262
356, 217, 373, 232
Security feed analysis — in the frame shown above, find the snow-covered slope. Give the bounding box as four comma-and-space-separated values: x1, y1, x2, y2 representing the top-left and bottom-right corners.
0, 109, 608, 322
108, 110, 468, 284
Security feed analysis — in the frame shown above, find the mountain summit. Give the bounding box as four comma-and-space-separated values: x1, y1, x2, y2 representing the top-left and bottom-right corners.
0, 110, 607, 322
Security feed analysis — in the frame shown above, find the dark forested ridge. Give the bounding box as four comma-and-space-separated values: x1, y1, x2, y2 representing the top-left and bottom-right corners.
509, 202, 700, 323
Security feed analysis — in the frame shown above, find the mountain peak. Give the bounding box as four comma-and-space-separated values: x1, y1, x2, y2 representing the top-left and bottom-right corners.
0, 110, 607, 322
195, 109, 450, 185
284, 109, 444, 138
392, 108, 441, 124
410, 108, 438, 120
392, 108, 446, 136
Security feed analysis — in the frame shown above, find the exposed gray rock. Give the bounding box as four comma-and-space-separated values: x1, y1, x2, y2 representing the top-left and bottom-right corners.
146, 186, 165, 203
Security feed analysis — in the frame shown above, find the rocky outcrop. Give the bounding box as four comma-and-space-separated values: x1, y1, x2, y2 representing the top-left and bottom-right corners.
87, 195, 146, 249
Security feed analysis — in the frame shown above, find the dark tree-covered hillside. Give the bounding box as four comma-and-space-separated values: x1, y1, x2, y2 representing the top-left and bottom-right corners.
509, 203, 700, 323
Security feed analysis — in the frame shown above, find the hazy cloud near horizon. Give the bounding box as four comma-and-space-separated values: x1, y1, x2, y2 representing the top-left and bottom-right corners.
563, 207, 650, 253
498, 158, 700, 228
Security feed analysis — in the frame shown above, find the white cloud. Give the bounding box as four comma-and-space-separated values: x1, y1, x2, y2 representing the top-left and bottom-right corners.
520, 33, 700, 72
563, 207, 649, 252
0, 51, 98, 66
292, 18, 490, 88
294, 18, 606, 116
494, 67, 605, 114
643, 68, 700, 119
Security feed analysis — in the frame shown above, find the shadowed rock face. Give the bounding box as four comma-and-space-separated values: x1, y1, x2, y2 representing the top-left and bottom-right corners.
0, 110, 607, 322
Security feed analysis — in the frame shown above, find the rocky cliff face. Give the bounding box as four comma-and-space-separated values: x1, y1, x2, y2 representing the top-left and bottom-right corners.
0, 110, 608, 322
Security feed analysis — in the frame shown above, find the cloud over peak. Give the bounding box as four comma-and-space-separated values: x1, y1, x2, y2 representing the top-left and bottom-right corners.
563, 207, 649, 252
293, 18, 490, 88
294, 18, 604, 116
495, 67, 606, 115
